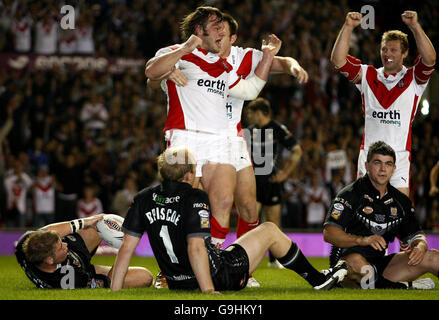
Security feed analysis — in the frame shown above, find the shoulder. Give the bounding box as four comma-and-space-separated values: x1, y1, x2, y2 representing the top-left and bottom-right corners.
155, 44, 182, 56
334, 179, 360, 203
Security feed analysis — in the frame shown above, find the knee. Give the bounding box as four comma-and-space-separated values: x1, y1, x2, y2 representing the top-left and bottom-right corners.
344, 253, 369, 274
424, 249, 439, 267
139, 268, 154, 287
260, 221, 279, 233
210, 190, 234, 211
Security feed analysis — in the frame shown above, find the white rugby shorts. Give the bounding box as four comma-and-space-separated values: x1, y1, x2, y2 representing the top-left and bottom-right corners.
165, 129, 238, 177
357, 149, 411, 189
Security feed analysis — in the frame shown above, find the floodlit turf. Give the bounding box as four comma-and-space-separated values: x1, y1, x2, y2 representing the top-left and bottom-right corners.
1, 255, 438, 300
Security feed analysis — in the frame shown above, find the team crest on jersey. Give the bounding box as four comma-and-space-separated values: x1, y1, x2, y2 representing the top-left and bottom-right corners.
198, 209, 210, 229
362, 206, 374, 215
331, 209, 342, 220
397, 79, 405, 88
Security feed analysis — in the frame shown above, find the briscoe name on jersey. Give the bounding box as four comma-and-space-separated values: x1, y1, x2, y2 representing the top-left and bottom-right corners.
122, 180, 211, 287
156, 45, 236, 135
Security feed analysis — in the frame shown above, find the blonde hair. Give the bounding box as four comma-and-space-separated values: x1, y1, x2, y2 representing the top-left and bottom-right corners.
157, 146, 196, 181
22, 230, 59, 265
381, 30, 409, 53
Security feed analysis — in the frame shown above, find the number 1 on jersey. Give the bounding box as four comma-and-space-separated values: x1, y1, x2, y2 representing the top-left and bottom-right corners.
159, 225, 179, 263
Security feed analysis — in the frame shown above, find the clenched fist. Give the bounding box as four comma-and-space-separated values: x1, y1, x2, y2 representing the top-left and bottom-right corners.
345, 12, 362, 28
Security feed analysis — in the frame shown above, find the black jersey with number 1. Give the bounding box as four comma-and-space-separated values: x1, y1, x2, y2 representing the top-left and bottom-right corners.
122, 180, 212, 289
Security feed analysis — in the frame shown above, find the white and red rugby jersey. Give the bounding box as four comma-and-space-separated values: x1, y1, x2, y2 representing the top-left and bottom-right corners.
157, 45, 238, 135
226, 46, 263, 136
338, 55, 434, 153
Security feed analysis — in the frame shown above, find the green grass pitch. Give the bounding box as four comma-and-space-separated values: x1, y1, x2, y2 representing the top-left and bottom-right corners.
0, 254, 438, 300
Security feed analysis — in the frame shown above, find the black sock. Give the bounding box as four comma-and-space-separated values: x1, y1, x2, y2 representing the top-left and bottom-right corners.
277, 242, 326, 287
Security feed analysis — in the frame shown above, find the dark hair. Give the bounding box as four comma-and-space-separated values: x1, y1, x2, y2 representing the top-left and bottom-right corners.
247, 97, 271, 116
367, 141, 396, 163
180, 6, 223, 41
222, 12, 238, 36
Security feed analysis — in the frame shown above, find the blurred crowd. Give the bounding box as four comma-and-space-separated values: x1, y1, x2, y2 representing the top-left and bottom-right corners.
0, 0, 438, 231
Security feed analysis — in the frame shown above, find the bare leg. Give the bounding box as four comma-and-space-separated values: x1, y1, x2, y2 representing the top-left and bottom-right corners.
383, 249, 439, 282
77, 228, 102, 253
201, 162, 236, 228
233, 222, 291, 274
98, 265, 153, 288
235, 166, 258, 222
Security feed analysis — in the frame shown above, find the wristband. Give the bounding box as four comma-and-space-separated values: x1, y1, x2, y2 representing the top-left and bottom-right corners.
70, 219, 84, 233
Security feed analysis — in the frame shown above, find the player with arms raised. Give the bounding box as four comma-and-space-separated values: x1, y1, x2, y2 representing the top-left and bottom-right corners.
331, 10, 436, 200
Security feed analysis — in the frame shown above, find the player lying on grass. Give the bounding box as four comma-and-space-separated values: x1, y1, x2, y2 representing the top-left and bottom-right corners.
324, 141, 439, 289
110, 146, 348, 293
15, 214, 153, 289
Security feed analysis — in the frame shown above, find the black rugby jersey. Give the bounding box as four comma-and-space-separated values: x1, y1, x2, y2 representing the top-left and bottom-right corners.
122, 180, 211, 288
324, 175, 423, 263
247, 120, 297, 177
15, 232, 109, 289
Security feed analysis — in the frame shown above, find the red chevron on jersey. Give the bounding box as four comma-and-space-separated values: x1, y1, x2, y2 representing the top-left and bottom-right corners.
164, 80, 185, 132
181, 53, 232, 77
365, 65, 413, 109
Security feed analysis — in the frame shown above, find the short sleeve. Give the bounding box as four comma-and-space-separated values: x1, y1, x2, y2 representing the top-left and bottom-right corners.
324, 194, 354, 230
122, 195, 146, 238
184, 190, 211, 239
336, 55, 362, 83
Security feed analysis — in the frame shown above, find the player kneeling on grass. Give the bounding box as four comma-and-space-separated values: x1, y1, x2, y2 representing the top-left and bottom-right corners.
323, 141, 439, 289
110, 146, 347, 293
15, 214, 153, 289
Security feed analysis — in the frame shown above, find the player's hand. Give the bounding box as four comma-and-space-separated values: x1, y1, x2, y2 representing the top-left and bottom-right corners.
168, 68, 188, 87
291, 65, 309, 84
401, 11, 419, 28
182, 34, 202, 54
83, 213, 105, 228
429, 185, 439, 197
345, 12, 362, 29
262, 34, 282, 57
407, 245, 426, 266
361, 234, 387, 251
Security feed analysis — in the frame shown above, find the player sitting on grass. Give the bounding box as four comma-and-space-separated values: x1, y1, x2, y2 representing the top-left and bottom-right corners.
15, 214, 153, 289
324, 141, 439, 289
110, 146, 348, 293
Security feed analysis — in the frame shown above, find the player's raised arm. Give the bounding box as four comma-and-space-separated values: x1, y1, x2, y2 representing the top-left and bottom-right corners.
41, 214, 104, 238
229, 34, 282, 100
401, 11, 436, 66
331, 12, 362, 68
270, 56, 309, 84
145, 35, 202, 81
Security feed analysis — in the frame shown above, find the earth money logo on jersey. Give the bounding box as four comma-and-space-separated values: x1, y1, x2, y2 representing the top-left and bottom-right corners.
197, 79, 226, 98
371, 109, 401, 127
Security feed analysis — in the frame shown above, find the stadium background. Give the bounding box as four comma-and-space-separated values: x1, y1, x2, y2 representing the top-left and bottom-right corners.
0, 0, 438, 243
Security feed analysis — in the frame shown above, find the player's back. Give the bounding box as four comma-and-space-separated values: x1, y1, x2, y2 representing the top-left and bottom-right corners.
132, 180, 211, 289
